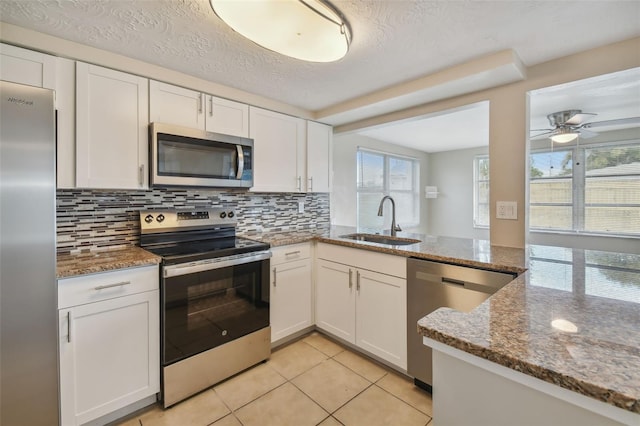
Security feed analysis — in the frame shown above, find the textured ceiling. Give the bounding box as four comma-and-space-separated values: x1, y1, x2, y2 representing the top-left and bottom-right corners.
1, 0, 639, 116
0, 0, 640, 151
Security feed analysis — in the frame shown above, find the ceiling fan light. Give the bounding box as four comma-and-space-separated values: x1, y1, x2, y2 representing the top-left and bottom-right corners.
210, 0, 351, 63
550, 131, 578, 143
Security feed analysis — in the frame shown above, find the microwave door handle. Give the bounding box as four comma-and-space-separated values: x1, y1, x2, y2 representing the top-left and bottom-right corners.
236, 145, 244, 179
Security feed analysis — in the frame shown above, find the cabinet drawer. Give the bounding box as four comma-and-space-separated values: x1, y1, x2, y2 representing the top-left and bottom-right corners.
58, 265, 158, 309
271, 243, 311, 265
316, 243, 406, 278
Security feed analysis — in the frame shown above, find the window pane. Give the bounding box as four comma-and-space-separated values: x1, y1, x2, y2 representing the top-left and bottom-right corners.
585, 206, 640, 234
390, 191, 418, 226
585, 145, 640, 174
477, 157, 490, 180
389, 157, 414, 191
357, 151, 384, 189
530, 150, 573, 177
529, 205, 572, 230
357, 192, 385, 229
530, 178, 572, 203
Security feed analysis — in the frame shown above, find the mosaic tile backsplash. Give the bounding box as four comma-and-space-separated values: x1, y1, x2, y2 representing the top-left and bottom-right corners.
56, 189, 330, 254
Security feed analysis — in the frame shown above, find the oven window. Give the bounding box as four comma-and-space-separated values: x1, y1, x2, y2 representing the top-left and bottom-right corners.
157, 136, 238, 179
163, 260, 269, 365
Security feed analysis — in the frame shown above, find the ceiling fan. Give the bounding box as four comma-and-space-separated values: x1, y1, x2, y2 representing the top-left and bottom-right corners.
530, 109, 640, 143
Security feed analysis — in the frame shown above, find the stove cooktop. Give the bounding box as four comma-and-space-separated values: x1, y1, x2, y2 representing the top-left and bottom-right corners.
144, 236, 269, 265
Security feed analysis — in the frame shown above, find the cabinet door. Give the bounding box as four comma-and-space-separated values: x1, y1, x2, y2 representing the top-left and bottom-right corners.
315, 259, 356, 343
76, 63, 149, 189
59, 290, 160, 426
149, 80, 205, 130
205, 94, 249, 137
270, 258, 312, 342
0, 43, 56, 89
306, 121, 332, 192
355, 269, 407, 369
249, 107, 305, 192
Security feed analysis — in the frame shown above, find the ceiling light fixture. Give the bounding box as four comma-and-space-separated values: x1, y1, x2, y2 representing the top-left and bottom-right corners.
550, 128, 579, 144
210, 0, 352, 63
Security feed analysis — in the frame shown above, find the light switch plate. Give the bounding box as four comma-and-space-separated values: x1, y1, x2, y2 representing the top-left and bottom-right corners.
496, 201, 517, 220
298, 201, 304, 213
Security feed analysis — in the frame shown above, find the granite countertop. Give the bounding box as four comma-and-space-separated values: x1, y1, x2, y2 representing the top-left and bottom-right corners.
57, 246, 161, 278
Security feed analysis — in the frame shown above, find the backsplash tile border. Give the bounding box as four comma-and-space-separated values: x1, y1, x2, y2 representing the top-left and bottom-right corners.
56, 188, 330, 254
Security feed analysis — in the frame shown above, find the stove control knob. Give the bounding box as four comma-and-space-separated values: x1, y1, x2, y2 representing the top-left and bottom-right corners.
156, 214, 165, 223
144, 214, 154, 224
220, 212, 227, 219
228, 211, 235, 218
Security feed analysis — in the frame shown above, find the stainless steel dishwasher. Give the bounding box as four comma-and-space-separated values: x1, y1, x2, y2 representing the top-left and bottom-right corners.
407, 257, 517, 391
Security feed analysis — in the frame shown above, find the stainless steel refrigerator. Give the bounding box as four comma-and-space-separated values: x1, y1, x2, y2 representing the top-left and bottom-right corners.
1, 80, 59, 425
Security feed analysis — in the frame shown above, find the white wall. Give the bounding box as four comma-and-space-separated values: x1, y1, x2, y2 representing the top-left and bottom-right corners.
332, 133, 429, 234
427, 146, 490, 240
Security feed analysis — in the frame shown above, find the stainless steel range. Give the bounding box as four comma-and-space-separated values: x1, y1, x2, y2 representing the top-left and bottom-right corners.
140, 209, 271, 407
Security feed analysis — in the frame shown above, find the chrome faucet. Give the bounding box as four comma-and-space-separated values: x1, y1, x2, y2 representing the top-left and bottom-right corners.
377, 196, 402, 236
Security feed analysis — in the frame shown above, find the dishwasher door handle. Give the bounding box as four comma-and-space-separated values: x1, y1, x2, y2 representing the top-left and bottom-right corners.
441, 277, 465, 287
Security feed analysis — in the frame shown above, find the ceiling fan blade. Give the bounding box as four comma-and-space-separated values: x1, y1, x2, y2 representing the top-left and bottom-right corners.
530, 128, 554, 132
530, 130, 556, 139
578, 128, 598, 139
565, 112, 597, 125
583, 117, 640, 128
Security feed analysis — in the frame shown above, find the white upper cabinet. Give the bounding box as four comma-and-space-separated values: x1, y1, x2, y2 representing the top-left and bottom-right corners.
249, 106, 306, 192
76, 62, 149, 189
149, 80, 249, 138
149, 80, 205, 130
306, 121, 332, 193
0, 43, 56, 89
205, 94, 249, 137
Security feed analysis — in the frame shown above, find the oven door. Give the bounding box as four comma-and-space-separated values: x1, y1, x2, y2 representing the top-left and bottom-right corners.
161, 251, 270, 366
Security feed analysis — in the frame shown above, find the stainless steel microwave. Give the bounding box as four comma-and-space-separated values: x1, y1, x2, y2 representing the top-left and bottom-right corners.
150, 123, 253, 188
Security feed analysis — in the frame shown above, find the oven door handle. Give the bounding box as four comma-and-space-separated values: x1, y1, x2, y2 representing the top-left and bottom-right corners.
163, 251, 272, 278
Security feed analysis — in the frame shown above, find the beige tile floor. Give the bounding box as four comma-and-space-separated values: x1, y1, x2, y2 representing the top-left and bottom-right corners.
117, 332, 433, 426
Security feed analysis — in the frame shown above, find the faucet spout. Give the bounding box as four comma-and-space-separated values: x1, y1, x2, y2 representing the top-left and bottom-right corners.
377, 196, 402, 237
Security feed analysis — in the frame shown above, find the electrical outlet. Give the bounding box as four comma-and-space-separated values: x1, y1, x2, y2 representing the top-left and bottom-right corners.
496, 201, 517, 220
298, 201, 304, 213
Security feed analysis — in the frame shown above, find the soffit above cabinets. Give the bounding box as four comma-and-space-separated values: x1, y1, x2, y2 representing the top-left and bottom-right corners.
1, 0, 639, 127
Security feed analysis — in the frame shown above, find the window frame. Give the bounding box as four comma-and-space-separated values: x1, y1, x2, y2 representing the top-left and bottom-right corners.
529, 139, 640, 238
356, 147, 420, 229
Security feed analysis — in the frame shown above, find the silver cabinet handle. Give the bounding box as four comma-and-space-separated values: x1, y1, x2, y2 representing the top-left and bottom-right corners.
94, 281, 131, 291
273, 267, 277, 287
138, 165, 144, 186
348, 269, 353, 289
285, 250, 301, 256
356, 271, 361, 291
209, 96, 213, 117
297, 176, 302, 191
198, 93, 203, 113
308, 176, 313, 192
67, 311, 71, 343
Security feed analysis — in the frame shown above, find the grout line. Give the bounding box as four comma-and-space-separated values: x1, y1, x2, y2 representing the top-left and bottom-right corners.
373, 383, 433, 420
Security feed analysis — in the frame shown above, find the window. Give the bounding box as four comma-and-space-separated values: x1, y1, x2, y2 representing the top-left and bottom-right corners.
473, 155, 490, 228
529, 141, 640, 236
357, 148, 419, 230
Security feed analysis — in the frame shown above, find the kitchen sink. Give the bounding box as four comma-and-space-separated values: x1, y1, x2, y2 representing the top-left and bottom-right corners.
339, 233, 421, 246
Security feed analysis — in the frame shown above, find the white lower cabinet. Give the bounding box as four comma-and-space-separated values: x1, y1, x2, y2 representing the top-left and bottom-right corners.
58, 265, 159, 426
315, 243, 407, 370
270, 243, 313, 343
